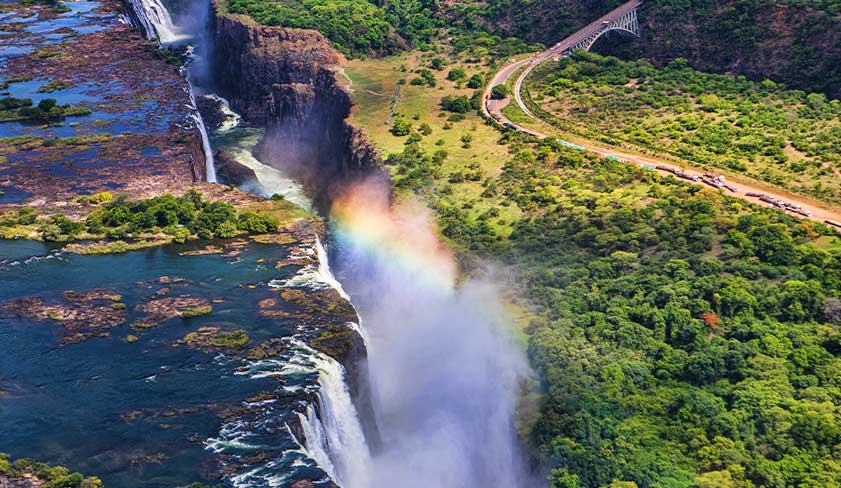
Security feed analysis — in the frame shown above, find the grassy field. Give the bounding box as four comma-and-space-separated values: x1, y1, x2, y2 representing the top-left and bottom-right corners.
344, 47, 523, 237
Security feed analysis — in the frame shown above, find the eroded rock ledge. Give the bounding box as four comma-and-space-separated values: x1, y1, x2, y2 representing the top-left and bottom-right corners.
210, 2, 387, 205
208, 1, 383, 449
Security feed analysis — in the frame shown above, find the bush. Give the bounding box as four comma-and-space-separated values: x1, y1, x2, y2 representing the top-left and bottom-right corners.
216, 220, 238, 238
447, 68, 466, 81
491, 84, 510, 99
466, 73, 484, 88
391, 118, 412, 136
441, 95, 472, 113
236, 212, 278, 234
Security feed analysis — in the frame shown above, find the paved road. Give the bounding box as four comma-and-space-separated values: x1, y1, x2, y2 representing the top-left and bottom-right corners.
481, 11, 841, 227
512, 0, 643, 117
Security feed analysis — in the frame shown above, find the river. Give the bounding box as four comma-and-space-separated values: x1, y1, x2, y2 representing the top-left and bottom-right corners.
0, 0, 542, 485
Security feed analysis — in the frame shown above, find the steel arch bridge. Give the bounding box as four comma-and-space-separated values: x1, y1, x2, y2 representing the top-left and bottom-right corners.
561, 6, 640, 54
510, 0, 643, 118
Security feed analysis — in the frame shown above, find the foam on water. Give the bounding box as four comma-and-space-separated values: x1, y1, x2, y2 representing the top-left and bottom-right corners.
205, 93, 242, 132
269, 238, 350, 301
124, 0, 186, 44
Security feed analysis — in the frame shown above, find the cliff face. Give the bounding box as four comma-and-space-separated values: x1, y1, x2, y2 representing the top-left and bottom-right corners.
209, 1, 382, 447
502, 0, 841, 99
630, 1, 841, 99
210, 5, 387, 203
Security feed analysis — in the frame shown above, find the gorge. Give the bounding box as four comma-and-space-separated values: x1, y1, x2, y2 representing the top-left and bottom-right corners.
123, 0, 541, 485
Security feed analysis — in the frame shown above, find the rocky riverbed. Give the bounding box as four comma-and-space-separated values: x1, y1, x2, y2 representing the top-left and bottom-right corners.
0, 0, 374, 486
0, 0, 205, 216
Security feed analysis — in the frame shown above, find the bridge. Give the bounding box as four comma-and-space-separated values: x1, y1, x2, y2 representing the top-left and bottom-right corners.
479, 0, 841, 229
485, 0, 642, 120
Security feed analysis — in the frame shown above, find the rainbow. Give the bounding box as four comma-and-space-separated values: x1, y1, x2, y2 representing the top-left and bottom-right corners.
330, 178, 458, 292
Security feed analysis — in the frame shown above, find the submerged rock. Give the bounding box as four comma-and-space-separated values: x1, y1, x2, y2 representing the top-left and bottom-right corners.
215, 149, 258, 187
132, 295, 212, 330
1, 289, 127, 344
176, 326, 250, 351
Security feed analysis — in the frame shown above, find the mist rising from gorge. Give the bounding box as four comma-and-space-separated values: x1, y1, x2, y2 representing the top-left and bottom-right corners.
329, 178, 542, 488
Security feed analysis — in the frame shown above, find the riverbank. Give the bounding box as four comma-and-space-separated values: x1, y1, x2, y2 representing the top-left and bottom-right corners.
1, 1, 377, 486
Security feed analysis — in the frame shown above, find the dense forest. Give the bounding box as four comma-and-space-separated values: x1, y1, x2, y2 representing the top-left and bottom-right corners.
526, 51, 841, 204
435, 142, 841, 487
225, 0, 841, 97
594, 0, 841, 99
224, 0, 439, 56
352, 42, 841, 485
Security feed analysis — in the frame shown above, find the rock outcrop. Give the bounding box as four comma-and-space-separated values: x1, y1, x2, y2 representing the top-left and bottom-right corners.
208, 1, 383, 448
210, 4, 387, 206
214, 149, 258, 187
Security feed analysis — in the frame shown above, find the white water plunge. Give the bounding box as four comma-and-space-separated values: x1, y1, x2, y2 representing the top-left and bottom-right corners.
186, 83, 217, 182
128, 0, 216, 182
297, 352, 373, 487
124, 0, 185, 44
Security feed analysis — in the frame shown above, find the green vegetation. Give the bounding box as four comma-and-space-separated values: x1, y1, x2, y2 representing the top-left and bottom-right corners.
0, 453, 103, 488
181, 327, 250, 349
179, 305, 213, 318
527, 51, 841, 204
491, 84, 510, 99
37, 80, 69, 93
433, 140, 841, 487
209, 329, 250, 349
226, 0, 407, 56
346, 41, 841, 485
0, 97, 91, 123
84, 190, 276, 240
0, 191, 282, 243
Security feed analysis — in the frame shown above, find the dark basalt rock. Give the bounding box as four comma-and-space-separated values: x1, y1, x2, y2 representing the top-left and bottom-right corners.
195, 95, 228, 131
209, 2, 389, 208
214, 148, 258, 187
1, 289, 127, 344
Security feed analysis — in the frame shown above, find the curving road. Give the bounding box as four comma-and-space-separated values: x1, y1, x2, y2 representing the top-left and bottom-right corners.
481, 5, 841, 227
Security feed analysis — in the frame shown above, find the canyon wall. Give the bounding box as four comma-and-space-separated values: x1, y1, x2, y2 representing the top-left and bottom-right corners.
210, 5, 386, 202
208, 1, 382, 447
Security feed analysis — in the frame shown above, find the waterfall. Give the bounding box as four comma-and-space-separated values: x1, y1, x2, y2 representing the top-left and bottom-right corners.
187, 85, 217, 182
297, 405, 337, 478
314, 236, 350, 301
204, 93, 242, 132
124, 0, 184, 44
296, 352, 372, 487
124, 0, 215, 182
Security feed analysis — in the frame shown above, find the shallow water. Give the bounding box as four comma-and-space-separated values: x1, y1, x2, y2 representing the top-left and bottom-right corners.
0, 239, 336, 487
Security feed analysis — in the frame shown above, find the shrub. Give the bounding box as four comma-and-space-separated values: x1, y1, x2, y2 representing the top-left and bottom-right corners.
491, 84, 510, 99
466, 73, 484, 88
441, 95, 472, 113
447, 68, 466, 81
236, 212, 278, 234
391, 118, 412, 136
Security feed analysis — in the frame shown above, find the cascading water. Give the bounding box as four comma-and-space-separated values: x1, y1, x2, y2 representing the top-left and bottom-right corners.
329, 179, 543, 488
204, 93, 242, 131
124, 0, 183, 43
296, 352, 373, 487
122, 0, 541, 485
186, 82, 217, 182
126, 0, 216, 182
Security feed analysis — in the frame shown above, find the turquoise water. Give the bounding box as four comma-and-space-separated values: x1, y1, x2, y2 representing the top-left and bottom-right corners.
0, 239, 332, 487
